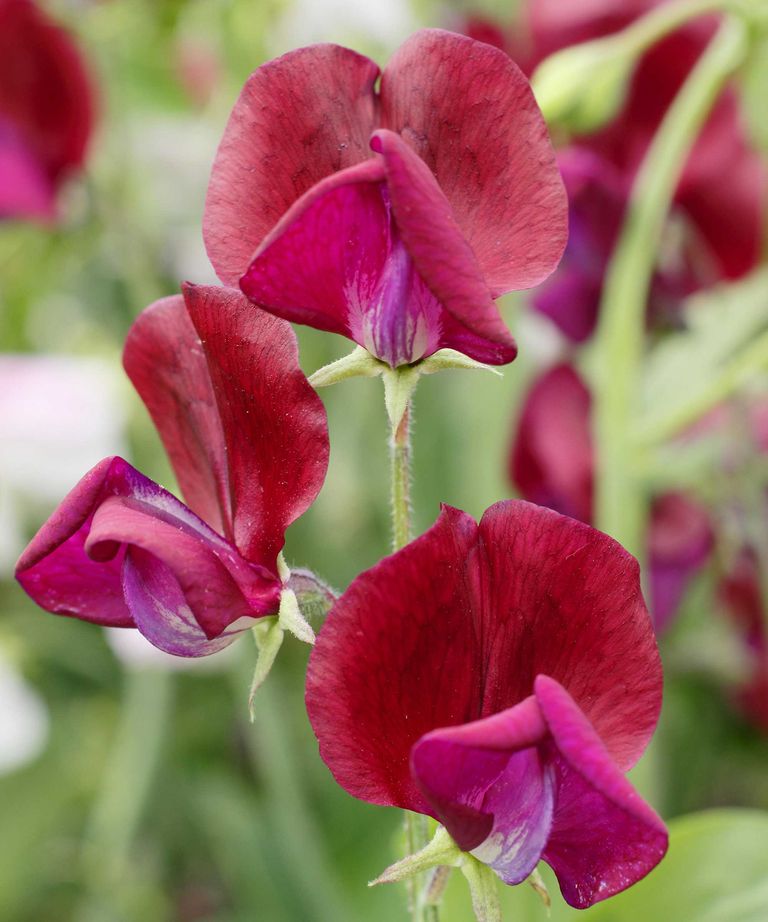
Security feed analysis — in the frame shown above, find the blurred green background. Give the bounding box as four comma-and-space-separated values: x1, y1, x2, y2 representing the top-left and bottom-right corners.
2, 1, 768, 920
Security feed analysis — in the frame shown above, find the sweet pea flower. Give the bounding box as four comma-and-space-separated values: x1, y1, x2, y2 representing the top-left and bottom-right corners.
510, 364, 712, 629
15, 285, 329, 656
0, 0, 95, 221
306, 501, 667, 908
204, 29, 567, 369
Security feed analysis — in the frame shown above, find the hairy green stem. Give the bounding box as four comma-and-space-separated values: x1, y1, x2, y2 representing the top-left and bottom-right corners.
593, 16, 747, 554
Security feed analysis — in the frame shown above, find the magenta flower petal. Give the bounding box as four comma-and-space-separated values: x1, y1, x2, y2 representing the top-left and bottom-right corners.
370, 129, 516, 364
411, 696, 554, 878
204, 44, 379, 285
123, 294, 231, 538
182, 284, 329, 566
16, 456, 281, 653
15, 457, 135, 627
0, 0, 95, 219
536, 677, 668, 908
380, 29, 567, 294
0, 121, 53, 219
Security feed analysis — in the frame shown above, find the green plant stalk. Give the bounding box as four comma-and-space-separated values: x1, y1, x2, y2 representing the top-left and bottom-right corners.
77, 667, 174, 922
389, 400, 439, 922
620, 0, 751, 59
593, 16, 747, 555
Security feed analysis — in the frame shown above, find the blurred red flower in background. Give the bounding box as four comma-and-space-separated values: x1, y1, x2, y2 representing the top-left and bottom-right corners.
0, 0, 95, 221
510, 364, 713, 629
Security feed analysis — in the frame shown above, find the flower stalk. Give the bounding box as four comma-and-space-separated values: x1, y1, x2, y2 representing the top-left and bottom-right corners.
593, 15, 748, 556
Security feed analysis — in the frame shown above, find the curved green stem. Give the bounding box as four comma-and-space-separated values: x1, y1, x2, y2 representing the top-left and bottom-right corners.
78, 668, 174, 922
593, 16, 747, 554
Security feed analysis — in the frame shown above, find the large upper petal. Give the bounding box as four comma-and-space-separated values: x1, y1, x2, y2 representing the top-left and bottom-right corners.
380, 29, 567, 295
182, 284, 329, 566
15, 457, 281, 655
0, 0, 94, 188
306, 501, 660, 811
123, 295, 231, 538
203, 43, 379, 285
124, 287, 329, 568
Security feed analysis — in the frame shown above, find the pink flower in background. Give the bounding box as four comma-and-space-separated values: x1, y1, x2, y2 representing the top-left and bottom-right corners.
307, 501, 667, 907
16, 286, 328, 656
204, 29, 567, 368
0, 0, 95, 221
510, 364, 712, 628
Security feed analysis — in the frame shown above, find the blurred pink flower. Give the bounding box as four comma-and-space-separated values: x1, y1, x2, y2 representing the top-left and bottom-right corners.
0, 0, 95, 221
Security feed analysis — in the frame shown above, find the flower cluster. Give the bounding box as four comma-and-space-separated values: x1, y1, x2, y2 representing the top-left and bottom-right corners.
15, 27, 669, 913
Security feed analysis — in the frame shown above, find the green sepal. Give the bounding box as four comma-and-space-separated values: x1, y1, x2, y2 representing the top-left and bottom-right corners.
277, 587, 315, 645
248, 618, 284, 720
382, 364, 421, 430
309, 346, 385, 388
369, 826, 460, 886
459, 856, 502, 922
420, 349, 503, 377
527, 866, 551, 910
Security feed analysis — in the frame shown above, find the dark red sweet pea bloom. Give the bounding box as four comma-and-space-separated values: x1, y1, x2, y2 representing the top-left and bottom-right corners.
15, 285, 328, 656
307, 501, 667, 908
0, 0, 95, 221
510, 364, 712, 629
204, 29, 567, 369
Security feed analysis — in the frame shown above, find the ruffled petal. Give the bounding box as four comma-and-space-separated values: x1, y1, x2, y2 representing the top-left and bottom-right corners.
204, 43, 379, 285
479, 502, 661, 770
183, 284, 329, 566
0, 120, 54, 220
15, 457, 281, 651
123, 295, 231, 538
535, 676, 668, 908
510, 364, 593, 524
380, 29, 567, 294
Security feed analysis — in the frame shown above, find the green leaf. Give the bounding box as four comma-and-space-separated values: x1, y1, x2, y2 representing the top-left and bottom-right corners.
584, 809, 768, 922
636, 269, 768, 446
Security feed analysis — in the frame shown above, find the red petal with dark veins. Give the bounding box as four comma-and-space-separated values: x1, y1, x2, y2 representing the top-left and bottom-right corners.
203, 43, 379, 285
510, 364, 594, 524
306, 501, 661, 811
0, 0, 94, 192
306, 506, 481, 812
536, 677, 668, 908
479, 502, 661, 771
380, 29, 567, 295
370, 129, 517, 364
183, 284, 329, 568
123, 295, 232, 539
15, 457, 280, 649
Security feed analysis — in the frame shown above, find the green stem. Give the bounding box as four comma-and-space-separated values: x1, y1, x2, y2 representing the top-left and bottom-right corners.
620, 0, 748, 57
390, 405, 413, 551
388, 401, 438, 922
77, 668, 173, 922
593, 16, 747, 554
